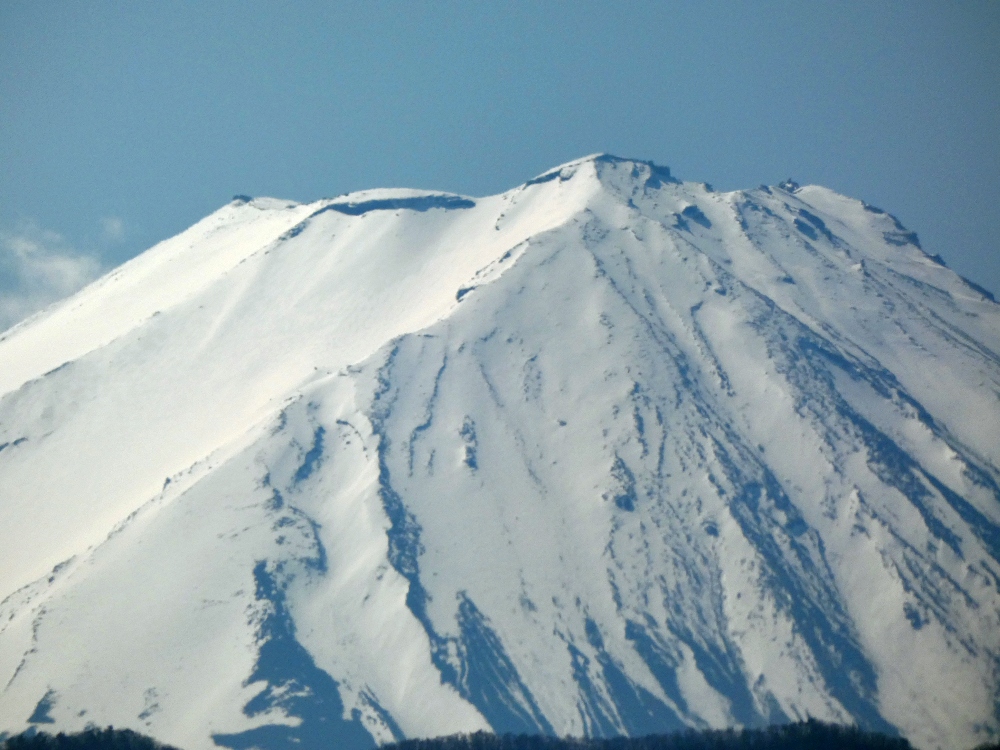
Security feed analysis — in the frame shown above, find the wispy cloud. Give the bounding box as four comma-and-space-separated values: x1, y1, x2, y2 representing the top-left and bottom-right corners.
100, 216, 126, 244
0, 220, 104, 333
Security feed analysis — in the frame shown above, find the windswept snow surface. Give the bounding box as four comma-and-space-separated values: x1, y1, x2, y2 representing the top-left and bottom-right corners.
0, 156, 998, 750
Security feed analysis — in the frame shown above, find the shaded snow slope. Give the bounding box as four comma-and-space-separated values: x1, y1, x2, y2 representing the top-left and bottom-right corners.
0, 156, 997, 750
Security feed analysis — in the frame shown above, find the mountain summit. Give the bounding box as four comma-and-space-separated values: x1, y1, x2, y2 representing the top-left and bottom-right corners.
0, 155, 997, 750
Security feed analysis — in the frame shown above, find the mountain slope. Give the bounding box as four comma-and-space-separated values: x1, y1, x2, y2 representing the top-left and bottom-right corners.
0, 156, 997, 750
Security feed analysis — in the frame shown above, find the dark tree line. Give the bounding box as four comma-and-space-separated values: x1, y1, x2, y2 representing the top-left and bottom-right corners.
3, 721, 999, 750
0, 728, 178, 750
390, 720, 911, 750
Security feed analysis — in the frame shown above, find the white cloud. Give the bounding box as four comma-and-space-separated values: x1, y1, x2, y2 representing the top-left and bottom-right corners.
100, 216, 126, 243
0, 221, 104, 333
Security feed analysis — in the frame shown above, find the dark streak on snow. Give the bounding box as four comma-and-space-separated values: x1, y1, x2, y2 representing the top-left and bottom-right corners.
27, 689, 57, 724
368, 341, 553, 736
317, 195, 476, 217
0, 437, 27, 455
212, 562, 374, 750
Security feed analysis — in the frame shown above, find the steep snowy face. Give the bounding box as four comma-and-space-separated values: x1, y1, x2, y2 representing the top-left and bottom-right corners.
0, 156, 998, 750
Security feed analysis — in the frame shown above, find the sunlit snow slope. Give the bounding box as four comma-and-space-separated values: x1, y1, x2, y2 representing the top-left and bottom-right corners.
1, 156, 998, 750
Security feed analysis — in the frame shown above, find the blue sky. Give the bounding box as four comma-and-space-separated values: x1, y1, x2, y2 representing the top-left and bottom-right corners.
1, 1, 998, 326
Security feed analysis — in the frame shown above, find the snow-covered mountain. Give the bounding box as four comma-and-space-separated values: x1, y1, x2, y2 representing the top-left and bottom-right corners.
0, 155, 998, 750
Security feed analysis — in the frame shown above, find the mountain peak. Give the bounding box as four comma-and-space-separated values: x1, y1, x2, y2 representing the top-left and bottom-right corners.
525, 153, 677, 190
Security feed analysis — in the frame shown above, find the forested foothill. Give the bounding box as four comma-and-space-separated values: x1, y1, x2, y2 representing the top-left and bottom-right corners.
0, 728, 179, 750
390, 722, 910, 750
4, 722, 999, 750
